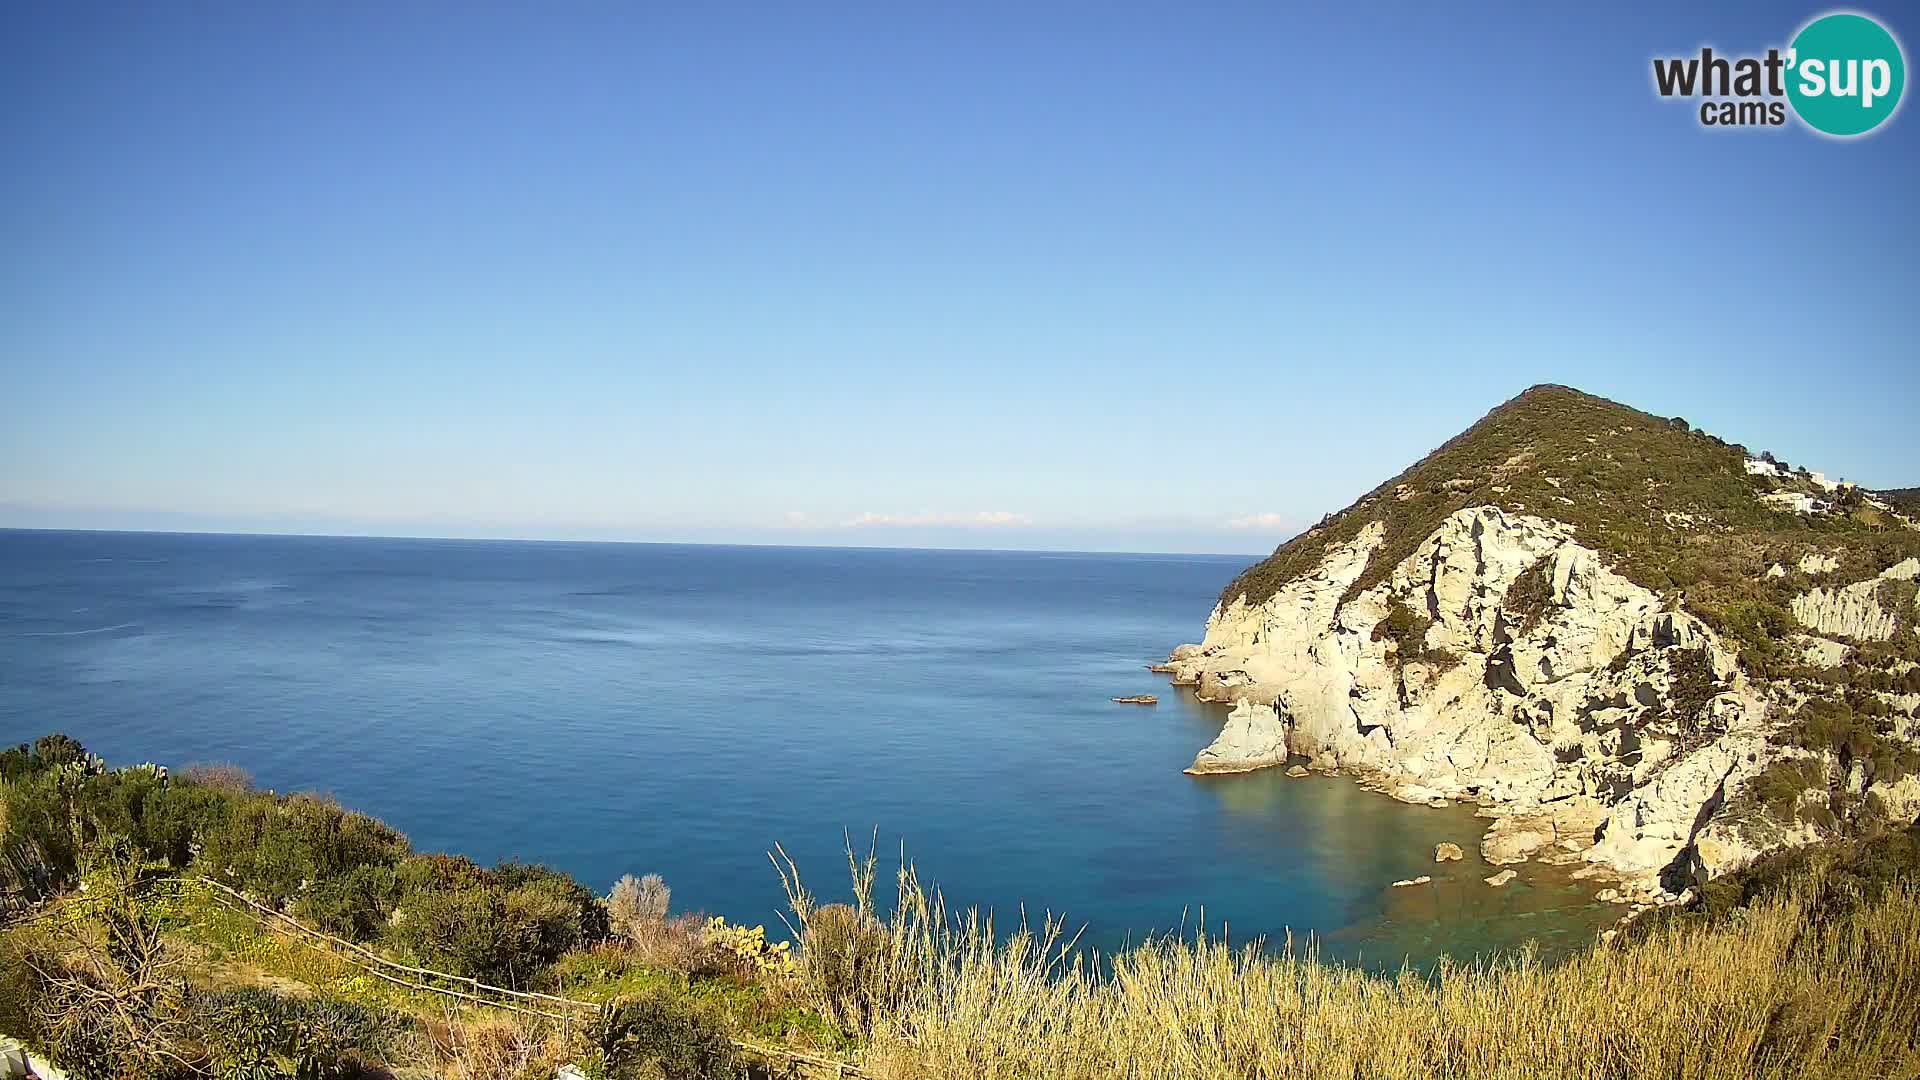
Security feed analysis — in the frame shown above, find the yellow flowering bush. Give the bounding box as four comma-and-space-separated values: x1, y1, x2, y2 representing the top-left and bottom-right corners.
703, 916, 797, 978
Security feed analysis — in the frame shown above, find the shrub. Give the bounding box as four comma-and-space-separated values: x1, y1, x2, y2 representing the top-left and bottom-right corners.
199, 794, 409, 906
0, 734, 90, 779
594, 988, 742, 1080
190, 988, 403, 1080
1647, 819, 1920, 931
1371, 603, 1432, 660
624, 912, 721, 975
396, 851, 490, 894
609, 872, 671, 940
17, 847, 198, 1079
1702, 598, 1795, 677
388, 879, 517, 982
179, 763, 255, 793
436, 1013, 573, 1080
297, 863, 400, 940
799, 902, 896, 1033
137, 782, 237, 868
1776, 696, 1920, 785
501, 863, 609, 965
387, 860, 605, 985
1663, 647, 1724, 744
1744, 758, 1828, 823
0, 925, 54, 1044
1501, 557, 1555, 635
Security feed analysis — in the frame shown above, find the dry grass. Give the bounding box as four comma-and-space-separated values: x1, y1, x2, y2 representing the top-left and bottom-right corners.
177, 762, 255, 792
778, 845, 1920, 1080
426, 1010, 579, 1080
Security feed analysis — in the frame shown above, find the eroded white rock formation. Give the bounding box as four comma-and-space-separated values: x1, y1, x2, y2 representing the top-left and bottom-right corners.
1165, 505, 1898, 895
1183, 700, 1288, 775
1790, 558, 1920, 641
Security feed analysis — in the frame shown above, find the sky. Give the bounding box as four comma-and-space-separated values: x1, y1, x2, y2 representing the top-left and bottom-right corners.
3, 2, 1916, 555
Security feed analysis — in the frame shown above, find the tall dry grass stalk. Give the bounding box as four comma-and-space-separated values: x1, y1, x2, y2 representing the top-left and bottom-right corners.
778, 845, 1920, 1080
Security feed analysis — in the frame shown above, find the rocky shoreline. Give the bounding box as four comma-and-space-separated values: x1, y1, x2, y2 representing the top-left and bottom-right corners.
1160, 505, 1920, 904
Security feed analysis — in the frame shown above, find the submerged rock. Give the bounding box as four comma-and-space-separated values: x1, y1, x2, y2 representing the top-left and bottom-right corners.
1482, 814, 1557, 866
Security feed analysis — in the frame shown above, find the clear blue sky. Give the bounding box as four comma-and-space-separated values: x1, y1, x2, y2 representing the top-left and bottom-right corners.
3, 2, 1915, 554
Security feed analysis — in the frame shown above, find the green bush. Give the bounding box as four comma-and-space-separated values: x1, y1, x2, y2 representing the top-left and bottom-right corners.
0, 926, 52, 1045
0, 734, 89, 781
297, 863, 401, 940
190, 988, 402, 1080
394, 851, 490, 894
138, 781, 238, 868
1744, 758, 1828, 823
387, 879, 516, 981
386, 860, 604, 985
1501, 557, 1555, 634
497, 860, 609, 958
1664, 647, 1724, 744
200, 794, 408, 906
1633, 819, 1920, 940
595, 988, 742, 1080
1775, 697, 1920, 785
1371, 603, 1432, 659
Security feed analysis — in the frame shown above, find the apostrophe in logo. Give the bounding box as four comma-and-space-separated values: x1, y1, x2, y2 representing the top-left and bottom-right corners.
1786, 12, 1905, 136
1651, 10, 1906, 137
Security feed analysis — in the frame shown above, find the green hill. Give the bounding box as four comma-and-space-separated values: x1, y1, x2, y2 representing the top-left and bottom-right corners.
1222, 384, 1920, 674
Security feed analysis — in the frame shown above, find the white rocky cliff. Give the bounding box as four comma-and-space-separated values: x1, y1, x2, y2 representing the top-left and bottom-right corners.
1790, 557, 1920, 641
1163, 506, 1916, 895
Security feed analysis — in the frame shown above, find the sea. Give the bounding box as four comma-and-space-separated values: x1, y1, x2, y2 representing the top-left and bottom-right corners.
0, 528, 1614, 969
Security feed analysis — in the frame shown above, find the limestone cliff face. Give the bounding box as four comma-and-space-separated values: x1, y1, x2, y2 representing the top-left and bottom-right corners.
1790, 558, 1920, 641
1183, 700, 1287, 775
1164, 387, 1920, 900
1167, 506, 1796, 892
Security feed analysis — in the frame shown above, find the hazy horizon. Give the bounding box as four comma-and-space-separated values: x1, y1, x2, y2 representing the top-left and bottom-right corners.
0, 518, 1271, 558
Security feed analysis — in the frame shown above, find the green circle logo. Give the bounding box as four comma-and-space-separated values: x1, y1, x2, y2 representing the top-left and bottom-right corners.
1787, 12, 1906, 136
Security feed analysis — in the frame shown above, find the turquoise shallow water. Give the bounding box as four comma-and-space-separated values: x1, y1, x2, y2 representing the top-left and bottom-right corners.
0, 528, 1613, 968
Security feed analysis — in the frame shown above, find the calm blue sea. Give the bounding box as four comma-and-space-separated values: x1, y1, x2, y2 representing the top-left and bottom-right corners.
0, 529, 1610, 967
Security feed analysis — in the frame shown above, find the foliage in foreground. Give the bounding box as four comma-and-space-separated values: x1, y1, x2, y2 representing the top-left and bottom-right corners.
1, 849, 405, 1080
773, 827, 1920, 1080
1, 734, 840, 1078
7, 734, 1920, 1080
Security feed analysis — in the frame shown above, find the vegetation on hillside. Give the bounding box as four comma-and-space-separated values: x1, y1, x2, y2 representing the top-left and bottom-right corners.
6, 733, 1920, 1080
839, 827, 1920, 1080
0, 735, 836, 1080
1219, 385, 1920, 675
1878, 487, 1920, 515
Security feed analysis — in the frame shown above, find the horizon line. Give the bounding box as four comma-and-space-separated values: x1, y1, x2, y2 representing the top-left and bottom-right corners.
0, 524, 1268, 562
